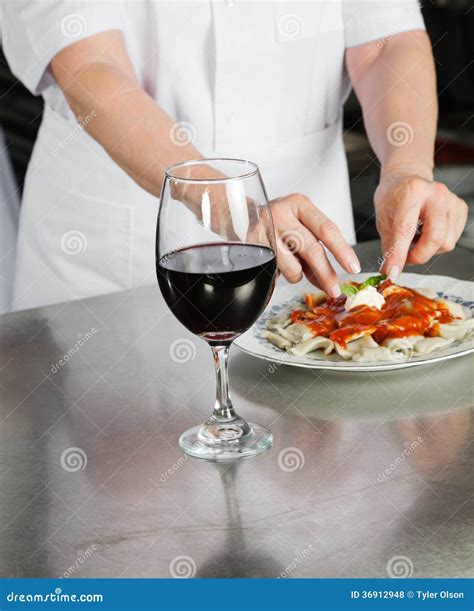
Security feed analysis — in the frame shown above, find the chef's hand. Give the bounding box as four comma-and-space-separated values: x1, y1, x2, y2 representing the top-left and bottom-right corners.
269, 194, 361, 297
375, 174, 468, 278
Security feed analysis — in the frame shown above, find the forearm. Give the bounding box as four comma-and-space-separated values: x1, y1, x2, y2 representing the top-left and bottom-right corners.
51, 60, 202, 197
347, 31, 437, 181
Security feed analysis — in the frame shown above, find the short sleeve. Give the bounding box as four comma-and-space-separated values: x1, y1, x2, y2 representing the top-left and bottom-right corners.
1, 0, 125, 115
342, 0, 425, 48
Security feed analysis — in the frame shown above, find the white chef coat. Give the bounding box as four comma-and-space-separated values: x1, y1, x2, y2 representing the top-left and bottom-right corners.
0, 15, 20, 314
1, 0, 424, 310
0, 127, 19, 313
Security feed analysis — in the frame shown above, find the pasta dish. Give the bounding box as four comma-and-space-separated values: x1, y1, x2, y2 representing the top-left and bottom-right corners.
263, 275, 474, 363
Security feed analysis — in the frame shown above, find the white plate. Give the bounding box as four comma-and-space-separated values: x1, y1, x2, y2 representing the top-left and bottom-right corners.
235, 273, 474, 372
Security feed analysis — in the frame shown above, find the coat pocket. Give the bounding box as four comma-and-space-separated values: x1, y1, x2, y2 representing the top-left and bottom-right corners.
15, 181, 135, 309
52, 188, 135, 297
273, 1, 345, 139
274, 1, 322, 42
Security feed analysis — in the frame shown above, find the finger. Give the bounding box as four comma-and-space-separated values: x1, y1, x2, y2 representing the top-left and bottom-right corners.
297, 199, 361, 274
420, 195, 467, 258
276, 233, 303, 283
441, 196, 468, 251
407, 215, 446, 265
295, 226, 341, 296
379, 182, 425, 277
435, 208, 459, 255
407, 186, 453, 265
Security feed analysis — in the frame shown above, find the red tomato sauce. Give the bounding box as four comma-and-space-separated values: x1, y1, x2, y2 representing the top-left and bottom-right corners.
292, 281, 457, 348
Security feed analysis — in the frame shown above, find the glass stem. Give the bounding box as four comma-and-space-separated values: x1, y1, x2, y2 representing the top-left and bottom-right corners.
210, 344, 237, 422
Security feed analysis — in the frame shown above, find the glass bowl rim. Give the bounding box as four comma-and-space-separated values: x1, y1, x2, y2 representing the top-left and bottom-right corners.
165, 158, 260, 184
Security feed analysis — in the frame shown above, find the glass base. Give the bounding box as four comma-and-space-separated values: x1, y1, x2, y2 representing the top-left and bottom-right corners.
179, 418, 273, 462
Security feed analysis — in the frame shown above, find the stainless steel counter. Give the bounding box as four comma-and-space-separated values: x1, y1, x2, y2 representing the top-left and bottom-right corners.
0, 240, 472, 579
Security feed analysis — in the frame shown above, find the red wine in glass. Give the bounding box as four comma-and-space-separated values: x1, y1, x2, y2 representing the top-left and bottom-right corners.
157, 242, 276, 344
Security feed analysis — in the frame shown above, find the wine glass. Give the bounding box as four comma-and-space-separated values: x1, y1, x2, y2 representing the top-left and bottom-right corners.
156, 158, 277, 461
